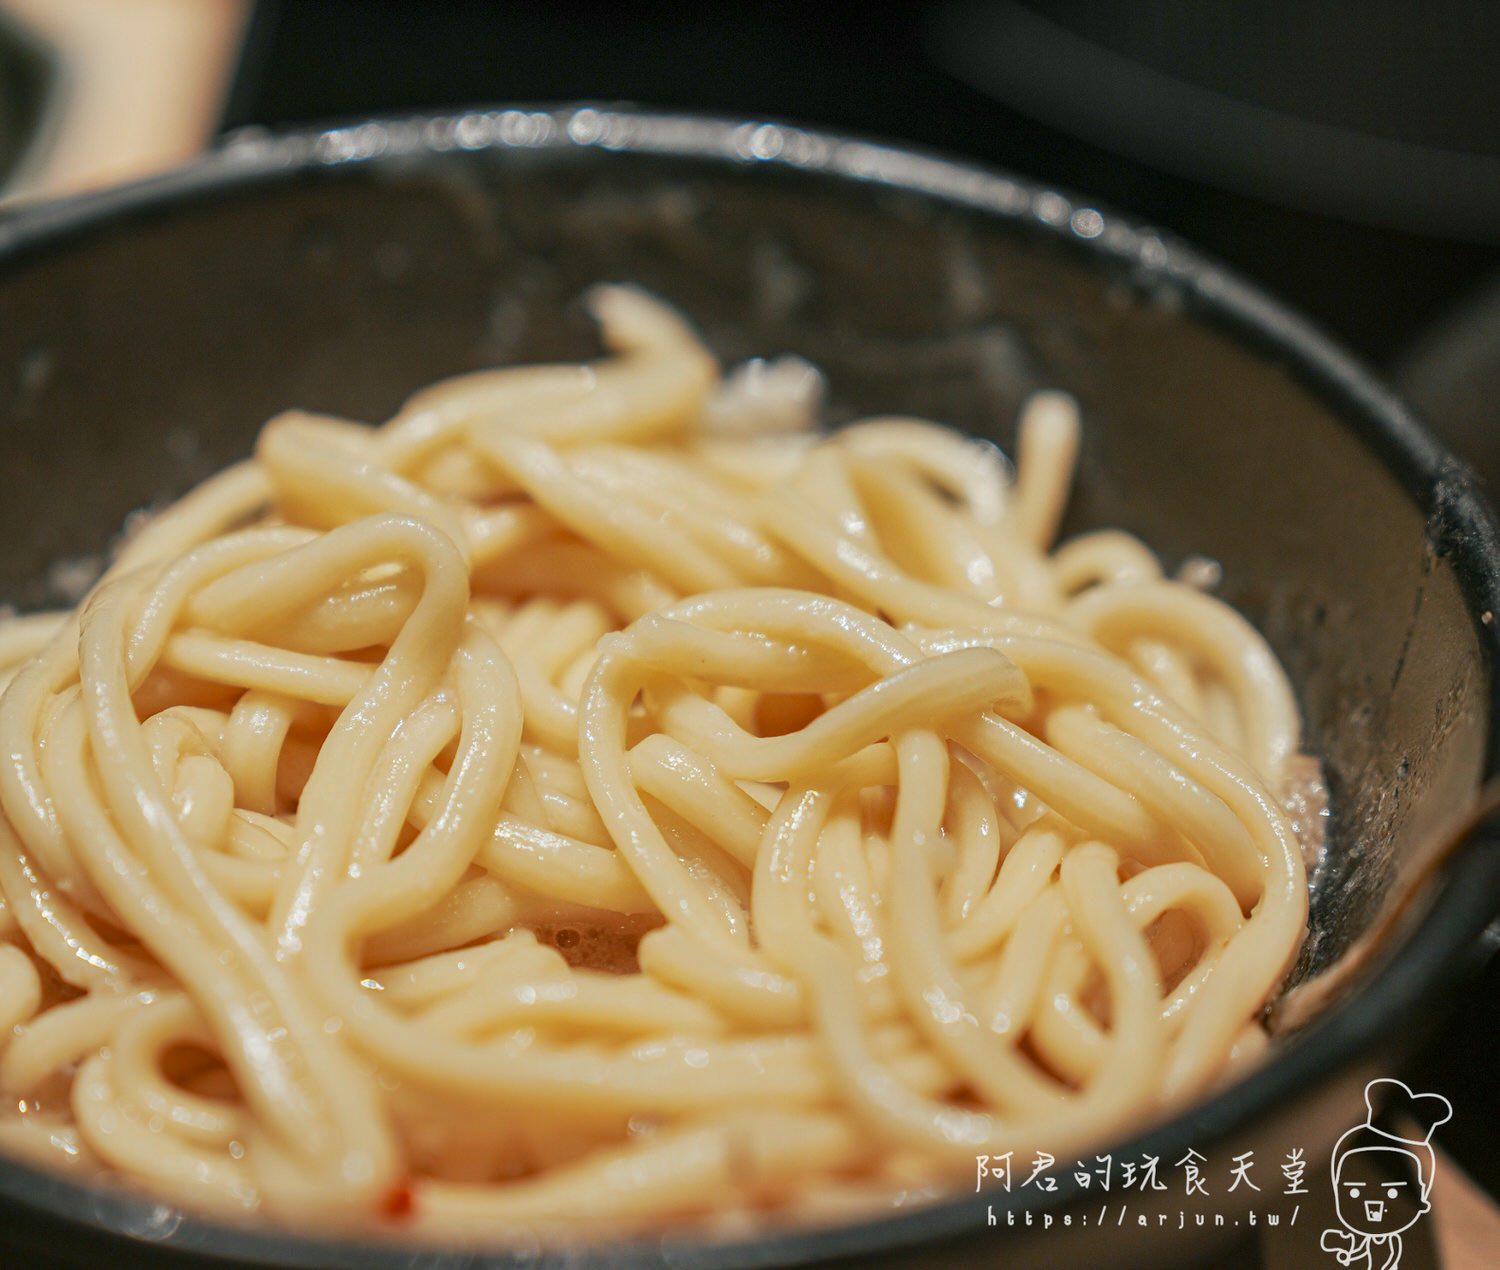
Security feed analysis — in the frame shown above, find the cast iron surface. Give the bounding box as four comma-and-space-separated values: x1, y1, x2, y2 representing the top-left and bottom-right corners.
0, 108, 1497, 1268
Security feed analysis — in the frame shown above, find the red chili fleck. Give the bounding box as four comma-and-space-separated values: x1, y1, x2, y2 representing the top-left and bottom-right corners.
379, 1180, 416, 1220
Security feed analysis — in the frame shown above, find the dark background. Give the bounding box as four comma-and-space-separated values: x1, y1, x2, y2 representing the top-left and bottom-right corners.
220, 0, 1500, 1206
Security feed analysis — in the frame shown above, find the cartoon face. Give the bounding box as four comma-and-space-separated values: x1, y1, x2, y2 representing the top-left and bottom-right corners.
1333, 1146, 1428, 1237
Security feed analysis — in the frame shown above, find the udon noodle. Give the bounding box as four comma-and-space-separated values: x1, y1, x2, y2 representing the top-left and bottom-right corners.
0, 288, 1313, 1238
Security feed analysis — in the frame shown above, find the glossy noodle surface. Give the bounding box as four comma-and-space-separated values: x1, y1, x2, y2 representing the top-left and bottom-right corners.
0, 289, 1311, 1238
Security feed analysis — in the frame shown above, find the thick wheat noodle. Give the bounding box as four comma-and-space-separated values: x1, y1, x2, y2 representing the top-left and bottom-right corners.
0, 287, 1311, 1240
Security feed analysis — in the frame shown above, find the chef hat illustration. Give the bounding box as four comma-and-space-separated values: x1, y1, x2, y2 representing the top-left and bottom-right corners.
1331, 1078, 1454, 1200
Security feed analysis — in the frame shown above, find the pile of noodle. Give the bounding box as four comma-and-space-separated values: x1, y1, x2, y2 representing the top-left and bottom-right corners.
0, 288, 1312, 1239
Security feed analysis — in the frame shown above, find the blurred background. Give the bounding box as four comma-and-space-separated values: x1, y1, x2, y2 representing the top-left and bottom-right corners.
1, 0, 1498, 1262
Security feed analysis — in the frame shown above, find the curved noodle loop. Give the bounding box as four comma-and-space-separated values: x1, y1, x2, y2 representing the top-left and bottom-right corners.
0, 287, 1312, 1238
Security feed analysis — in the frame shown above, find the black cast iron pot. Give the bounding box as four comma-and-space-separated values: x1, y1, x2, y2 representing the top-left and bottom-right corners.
0, 107, 1496, 1269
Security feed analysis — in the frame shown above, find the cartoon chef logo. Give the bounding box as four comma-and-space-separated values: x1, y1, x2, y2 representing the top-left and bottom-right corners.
1319, 1078, 1452, 1269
